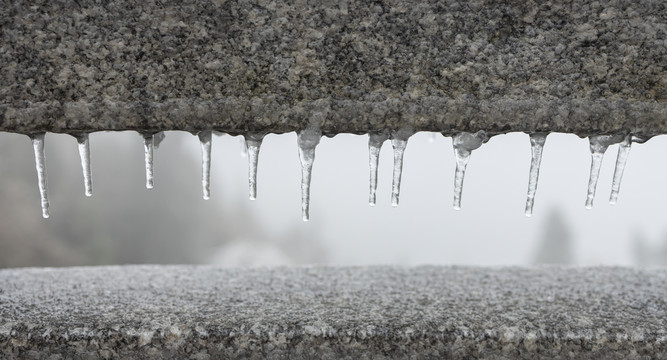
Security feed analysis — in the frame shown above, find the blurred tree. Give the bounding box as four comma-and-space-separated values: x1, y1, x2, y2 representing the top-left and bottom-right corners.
533, 208, 574, 264
632, 230, 650, 266
632, 230, 667, 266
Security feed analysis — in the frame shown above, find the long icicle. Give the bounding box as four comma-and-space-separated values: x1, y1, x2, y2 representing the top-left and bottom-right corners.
198, 130, 212, 200
297, 126, 322, 221
368, 131, 389, 206
76, 133, 93, 197
452, 148, 471, 210
390, 138, 408, 207
30, 133, 50, 218
245, 134, 264, 200
585, 152, 604, 209
609, 135, 632, 205
452, 131, 487, 210
524, 133, 548, 216
585, 134, 623, 209
390, 128, 413, 207
143, 133, 154, 189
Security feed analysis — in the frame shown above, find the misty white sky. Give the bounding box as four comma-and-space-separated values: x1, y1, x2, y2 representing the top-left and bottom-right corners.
3, 130, 666, 267
200, 130, 667, 266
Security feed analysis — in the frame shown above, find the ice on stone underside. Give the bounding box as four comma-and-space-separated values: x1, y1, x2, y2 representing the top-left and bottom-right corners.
24, 130, 648, 219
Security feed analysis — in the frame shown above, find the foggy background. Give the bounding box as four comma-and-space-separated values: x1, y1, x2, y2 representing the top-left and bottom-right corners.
0, 130, 666, 268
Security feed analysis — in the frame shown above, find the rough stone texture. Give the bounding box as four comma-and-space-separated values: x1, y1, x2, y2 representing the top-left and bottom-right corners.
1, 265, 666, 359
0, 0, 665, 138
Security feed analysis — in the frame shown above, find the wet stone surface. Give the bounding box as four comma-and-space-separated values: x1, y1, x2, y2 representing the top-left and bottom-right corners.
1, 265, 666, 359
0, 0, 665, 137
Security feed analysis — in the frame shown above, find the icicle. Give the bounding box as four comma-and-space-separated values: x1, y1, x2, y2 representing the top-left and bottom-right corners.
30, 133, 50, 218
585, 153, 603, 209
609, 135, 632, 205
390, 129, 413, 207
142, 133, 155, 189
585, 134, 623, 209
75, 133, 93, 197
245, 134, 264, 200
368, 131, 389, 206
452, 131, 487, 210
198, 130, 212, 200
240, 137, 248, 158
297, 126, 322, 221
524, 133, 548, 217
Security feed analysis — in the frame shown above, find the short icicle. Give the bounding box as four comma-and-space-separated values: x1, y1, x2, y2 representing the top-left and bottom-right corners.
153, 131, 166, 149
30, 133, 50, 218
297, 126, 322, 221
240, 137, 248, 158
245, 134, 264, 200
368, 131, 389, 206
524, 133, 548, 217
585, 134, 624, 209
390, 128, 413, 207
142, 133, 155, 189
452, 131, 487, 210
198, 131, 212, 200
75, 133, 93, 197
609, 135, 632, 205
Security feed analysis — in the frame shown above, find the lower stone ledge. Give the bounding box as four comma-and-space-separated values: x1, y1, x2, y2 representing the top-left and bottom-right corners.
1, 265, 665, 359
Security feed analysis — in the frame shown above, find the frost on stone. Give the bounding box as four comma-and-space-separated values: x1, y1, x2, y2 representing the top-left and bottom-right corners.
390, 128, 413, 207
30, 133, 50, 218
297, 126, 322, 221
585, 134, 624, 209
451, 131, 487, 210
524, 133, 548, 217
245, 133, 264, 200
368, 130, 390, 206
198, 130, 212, 200
75, 133, 93, 197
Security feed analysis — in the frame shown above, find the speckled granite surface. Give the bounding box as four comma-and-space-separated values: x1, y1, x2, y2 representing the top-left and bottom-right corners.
0, 0, 665, 137
1, 265, 666, 359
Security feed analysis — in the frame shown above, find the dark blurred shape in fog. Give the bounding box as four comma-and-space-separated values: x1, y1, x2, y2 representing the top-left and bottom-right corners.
533, 208, 573, 264
632, 231, 667, 266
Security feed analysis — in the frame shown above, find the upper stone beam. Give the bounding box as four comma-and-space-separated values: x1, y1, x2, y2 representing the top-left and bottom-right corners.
0, 0, 664, 137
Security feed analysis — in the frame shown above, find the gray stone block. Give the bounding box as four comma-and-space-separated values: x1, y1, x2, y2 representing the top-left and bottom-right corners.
0, 0, 665, 137
1, 265, 666, 359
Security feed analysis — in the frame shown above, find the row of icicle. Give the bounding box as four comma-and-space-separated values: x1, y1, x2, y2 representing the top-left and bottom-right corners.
28, 129, 638, 220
